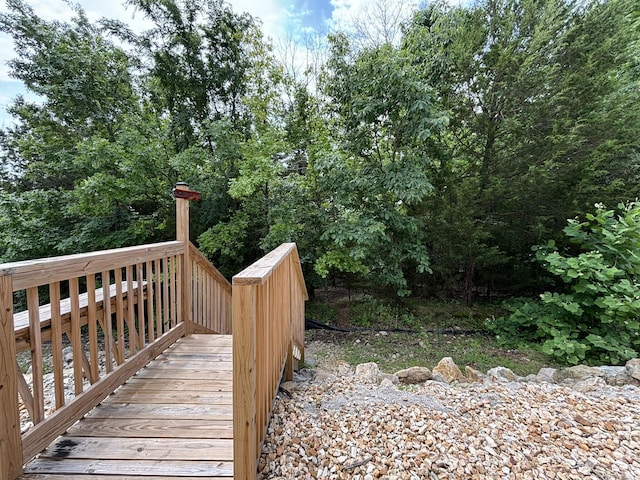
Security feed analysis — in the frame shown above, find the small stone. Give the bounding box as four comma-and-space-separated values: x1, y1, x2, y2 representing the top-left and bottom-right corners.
572, 376, 607, 392
281, 381, 296, 394
379, 378, 396, 389
537, 367, 558, 383
315, 370, 338, 384
596, 366, 634, 386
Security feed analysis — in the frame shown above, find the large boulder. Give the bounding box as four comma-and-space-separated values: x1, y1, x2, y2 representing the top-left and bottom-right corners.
394, 366, 432, 385
432, 357, 465, 383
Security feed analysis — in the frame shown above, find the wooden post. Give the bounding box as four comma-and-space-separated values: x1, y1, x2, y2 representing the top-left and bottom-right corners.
232, 284, 257, 480
0, 274, 23, 479
174, 182, 192, 332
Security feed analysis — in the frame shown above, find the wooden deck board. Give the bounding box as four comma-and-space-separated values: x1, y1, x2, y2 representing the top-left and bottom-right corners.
20, 334, 234, 479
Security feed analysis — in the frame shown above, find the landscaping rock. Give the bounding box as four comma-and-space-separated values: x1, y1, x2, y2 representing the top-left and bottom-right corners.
596, 366, 634, 386
556, 364, 605, 384
486, 366, 518, 382
465, 366, 485, 382
571, 376, 608, 393
355, 362, 382, 384
314, 370, 338, 384
260, 356, 640, 480
626, 358, 640, 381
394, 366, 432, 384
537, 367, 558, 383
432, 357, 465, 383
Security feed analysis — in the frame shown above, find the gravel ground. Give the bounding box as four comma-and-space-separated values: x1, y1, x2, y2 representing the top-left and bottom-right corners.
258, 342, 640, 480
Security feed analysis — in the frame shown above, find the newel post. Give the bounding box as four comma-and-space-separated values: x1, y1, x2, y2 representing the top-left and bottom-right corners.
174, 182, 200, 334
232, 282, 257, 480
0, 274, 23, 479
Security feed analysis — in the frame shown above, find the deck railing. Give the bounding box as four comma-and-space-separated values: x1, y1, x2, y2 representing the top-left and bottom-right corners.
0, 183, 305, 480
232, 243, 308, 480
0, 185, 233, 479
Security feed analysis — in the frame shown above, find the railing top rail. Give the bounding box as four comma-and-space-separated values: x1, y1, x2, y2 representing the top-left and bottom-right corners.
189, 242, 232, 294
232, 242, 308, 299
0, 241, 184, 291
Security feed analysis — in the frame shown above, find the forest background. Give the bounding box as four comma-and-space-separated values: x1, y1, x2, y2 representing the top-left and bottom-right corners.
1, 0, 639, 364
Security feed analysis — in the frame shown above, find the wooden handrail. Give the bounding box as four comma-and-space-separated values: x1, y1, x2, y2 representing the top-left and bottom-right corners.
0, 241, 187, 477
0, 241, 184, 291
232, 243, 308, 480
189, 242, 232, 334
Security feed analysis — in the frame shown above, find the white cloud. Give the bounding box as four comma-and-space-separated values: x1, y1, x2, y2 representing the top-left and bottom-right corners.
228, 0, 289, 43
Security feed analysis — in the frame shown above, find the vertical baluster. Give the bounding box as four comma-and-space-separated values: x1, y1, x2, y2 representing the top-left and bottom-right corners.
175, 254, 182, 327
86, 274, 99, 383
162, 257, 170, 333
114, 268, 125, 363
146, 260, 155, 343
101, 271, 114, 373
69, 277, 83, 395
26, 286, 44, 423
154, 259, 162, 337
192, 263, 199, 326
49, 282, 65, 408
137, 263, 146, 350
125, 265, 136, 355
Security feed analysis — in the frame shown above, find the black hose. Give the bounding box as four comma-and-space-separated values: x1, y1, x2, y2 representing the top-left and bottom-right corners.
305, 318, 491, 336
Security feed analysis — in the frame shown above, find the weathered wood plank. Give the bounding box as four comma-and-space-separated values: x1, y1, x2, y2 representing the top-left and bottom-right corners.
144, 359, 233, 370
131, 367, 232, 380
106, 390, 233, 404
20, 330, 237, 478
86, 403, 233, 421
19, 475, 232, 480
122, 378, 232, 391
154, 352, 232, 361
21, 325, 185, 462
22, 459, 233, 477
66, 418, 233, 438
37, 436, 232, 461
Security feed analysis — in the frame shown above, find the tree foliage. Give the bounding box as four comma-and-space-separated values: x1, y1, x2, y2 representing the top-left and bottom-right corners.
490, 202, 640, 365
0, 0, 639, 333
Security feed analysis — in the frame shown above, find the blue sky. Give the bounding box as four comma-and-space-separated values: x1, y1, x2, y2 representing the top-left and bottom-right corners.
0, 0, 418, 127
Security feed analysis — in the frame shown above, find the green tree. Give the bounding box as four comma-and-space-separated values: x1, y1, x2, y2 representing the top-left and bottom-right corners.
403, 0, 640, 301
316, 34, 446, 295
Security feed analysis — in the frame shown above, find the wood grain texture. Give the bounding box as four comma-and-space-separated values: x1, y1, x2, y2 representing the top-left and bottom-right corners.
0, 275, 23, 479
4, 242, 184, 291
21, 325, 185, 463
22, 334, 234, 478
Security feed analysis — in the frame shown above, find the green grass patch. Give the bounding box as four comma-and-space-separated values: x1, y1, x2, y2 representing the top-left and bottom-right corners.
305, 292, 564, 376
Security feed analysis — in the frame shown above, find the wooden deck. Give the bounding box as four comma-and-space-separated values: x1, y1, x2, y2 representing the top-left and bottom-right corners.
18, 334, 234, 479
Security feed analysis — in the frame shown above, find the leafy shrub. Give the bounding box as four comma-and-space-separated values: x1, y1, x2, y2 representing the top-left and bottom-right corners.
488, 202, 640, 365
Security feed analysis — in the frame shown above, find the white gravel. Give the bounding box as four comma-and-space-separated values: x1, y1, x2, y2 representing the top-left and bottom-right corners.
259, 349, 640, 479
